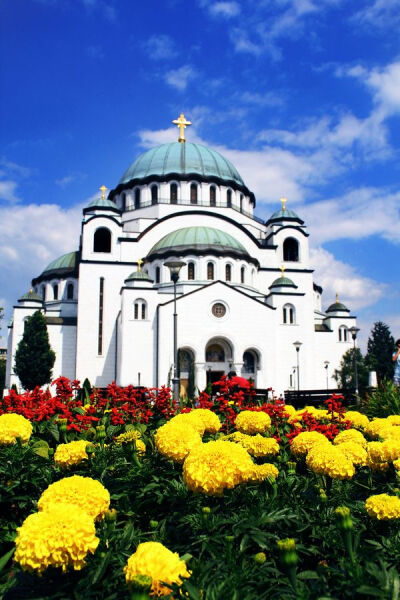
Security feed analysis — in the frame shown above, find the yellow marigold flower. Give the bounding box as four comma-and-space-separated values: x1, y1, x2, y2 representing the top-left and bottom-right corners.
247, 463, 279, 482
334, 429, 367, 448
15, 503, 99, 573
365, 418, 393, 440
284, 405, 296, 418
366, 451, 390, 472
381, 427, 400, 441
115, 430, 141, 444
235, 410, 271, 434
387, 415, 400, 426
336, 441, 367, 466
223, 431, 279, 457
290, 431, 330, 457
393, 458, 400, 471
306, 444, 355, 479
124, 541, 190, 597
54, 440, 90, 468
344, 411, 369, 430
183, 440, 255, 496
167, 413, 206, 435
365, 494, 400, 520
368, 440, 400, 463
0, 413, 33, 445
155, 422, 202, 463
38, 475, 110, 521
185, 408, 221, 433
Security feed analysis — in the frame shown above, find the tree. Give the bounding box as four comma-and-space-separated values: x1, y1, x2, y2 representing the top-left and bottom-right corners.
366, 321, 395, 384
333, 348, 369, 392
14, 311, 55, 390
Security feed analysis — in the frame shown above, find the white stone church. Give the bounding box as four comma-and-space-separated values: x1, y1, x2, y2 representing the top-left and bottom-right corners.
6, 115, 357, 395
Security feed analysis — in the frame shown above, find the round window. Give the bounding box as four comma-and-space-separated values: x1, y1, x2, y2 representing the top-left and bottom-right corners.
212, 302, 226, 318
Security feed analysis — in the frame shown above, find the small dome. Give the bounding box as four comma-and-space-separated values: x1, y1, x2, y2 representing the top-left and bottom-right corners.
18, 290, 42, 302
270, 275, 296, 289
125, 271, 153, 282
267, 208, 304, 225
84, 197, 120, 213
119, 142, 245, 187
326, 300, 350, 313
148, 226, 249, 259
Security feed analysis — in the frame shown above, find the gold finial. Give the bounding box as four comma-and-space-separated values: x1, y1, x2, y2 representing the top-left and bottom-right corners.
137, 258, 143, 273
172, 112, 192, 143
100, 185, 108, 200
336, 293, 339, 303
280, 265, 285, 277
280, 196, 287, 211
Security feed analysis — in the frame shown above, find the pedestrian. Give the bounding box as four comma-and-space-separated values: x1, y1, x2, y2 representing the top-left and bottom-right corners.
393, 339, 400, 386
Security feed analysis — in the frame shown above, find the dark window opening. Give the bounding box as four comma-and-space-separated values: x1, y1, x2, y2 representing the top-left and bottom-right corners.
243, 351, 255, 373
227, 189, 232, 207
225, 264, 232, 281
241, 266, 245, 284
151, 185, 158, 205
210, 186, 216, 206
283, 237, 299, 262
170, 183, 178, 204
135, 188, 141, 209
190, 183, 198, 204
53, 284, 58, 300
141, 303, 146, 320
155, 267, 160, 284
94, 227, 111, 253
188, 262, 195, 280
67, 283, 74, 300
206, 343, 225, 362
207, 262, 214, 280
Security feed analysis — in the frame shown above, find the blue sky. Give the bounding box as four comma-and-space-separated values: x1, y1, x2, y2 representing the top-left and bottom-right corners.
1, 0, 400, 350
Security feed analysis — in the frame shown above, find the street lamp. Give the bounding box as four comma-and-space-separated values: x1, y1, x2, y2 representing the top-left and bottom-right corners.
293, 341, 302, 393
165, 260, 186, 402
324, 360, 330, 393
349, 326, 360, 396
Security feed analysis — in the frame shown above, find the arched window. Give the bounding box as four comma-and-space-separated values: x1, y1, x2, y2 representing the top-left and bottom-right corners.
190, 183, 198, 204
155, 266, 160, 284
225, 264, 232, 282
243, 351, 255, 373
151, 185, 158, 205
227, 189, 232, 207
134, 299, 147, 320
206, 343, 225, 362
339, 326, 348, 342
94, 227, 111, 253
210, 186, 216, 206
135, 188, 141, 209
207, 262, 214, 280
240, 266, 245, 284
53, 284, 58, 300
188, 262, 195, 280
67, 283, 74, 300
283, 304, 295, 324
170, 183, 178, 204
41, 285, 46, 301
283, 237, 299, 262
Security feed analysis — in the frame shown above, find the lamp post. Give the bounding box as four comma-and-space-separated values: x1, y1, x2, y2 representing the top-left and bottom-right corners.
293, 341, 302, 393
349, 326, 360, 397
324, 361, 330, 394
165, 260, 186, 402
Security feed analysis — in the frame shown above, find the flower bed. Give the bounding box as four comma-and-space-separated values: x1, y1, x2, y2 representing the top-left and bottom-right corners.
1, 378, 400, 599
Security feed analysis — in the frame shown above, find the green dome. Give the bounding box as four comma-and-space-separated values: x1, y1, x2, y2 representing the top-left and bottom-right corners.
125, 271, 153, 282
270, 275, 296, 288
19, 290, 42, 302
326, 301, 349, 313
43, 251, 77, 274
119, 142, 245, 187
85, 197, 119, 212
267, 208, 303, 224
148, 226, 248, 258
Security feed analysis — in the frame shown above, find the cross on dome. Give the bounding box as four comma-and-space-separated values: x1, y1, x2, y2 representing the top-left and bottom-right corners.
100, 185, 108, 200
137, 258, 144, 272
172, 112, 192, 143
280, 196, 287, 211
280, 265, 285, 277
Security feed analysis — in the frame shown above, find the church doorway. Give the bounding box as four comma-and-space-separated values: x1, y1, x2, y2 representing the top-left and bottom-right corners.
205, 338, 233, 381
178, 348, 195, 399
241, 349, 259, 386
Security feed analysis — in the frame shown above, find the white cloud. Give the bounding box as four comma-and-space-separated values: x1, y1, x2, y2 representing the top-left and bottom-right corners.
55, 173, 86, 187
165, 65, 197, 91
353, 0, 400, 28
143, 35, 177, 61
208, 2, 240, 18
310, 246, 386, 311
0, 181, 19, 204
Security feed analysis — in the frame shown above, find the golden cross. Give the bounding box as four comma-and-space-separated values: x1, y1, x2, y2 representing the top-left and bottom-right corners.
280, 265, 285, 277
100, 185, 108, 200
280, 196, 287, 211
336, 293, 339, 303
137, 258, 143, 273
172, 112, 192, 143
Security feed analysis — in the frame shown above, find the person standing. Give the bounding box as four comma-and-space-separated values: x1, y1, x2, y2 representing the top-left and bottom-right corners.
393, 340, 400, 386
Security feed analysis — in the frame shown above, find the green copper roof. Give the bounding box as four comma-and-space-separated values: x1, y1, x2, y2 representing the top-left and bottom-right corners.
85, 197, 119, 210
125, 271, 153, 281
43, 251, 78, 274
19, 290, 42, 302
148, 226, 248, 257
268, 208, 302, 222
270, 275, 296, 288
326, 301, 349, 313
119, 142, 245, 187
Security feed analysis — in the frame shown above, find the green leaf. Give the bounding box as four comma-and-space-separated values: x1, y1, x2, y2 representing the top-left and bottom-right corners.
33, 446, 49, 459
0, 548, 15, 573
297, 570, 319, 580
92, 550, 112, 584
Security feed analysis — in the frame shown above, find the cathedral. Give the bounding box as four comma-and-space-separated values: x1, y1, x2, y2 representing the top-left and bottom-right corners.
6, 114, 357, 395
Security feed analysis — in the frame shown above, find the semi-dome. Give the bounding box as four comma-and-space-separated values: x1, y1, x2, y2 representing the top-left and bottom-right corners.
267, 208, 304, 225
32, 251, 79, 285
18, 290, 42, 303
269, 275, 296, 289
326, 300, 350, 313
147, 226, 249, 260
119, 142, 245, 188
125, 270, 153, 282
84, 197, 120, 213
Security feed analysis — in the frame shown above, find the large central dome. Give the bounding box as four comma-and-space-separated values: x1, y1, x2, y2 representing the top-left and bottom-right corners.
119, 142, 245, 187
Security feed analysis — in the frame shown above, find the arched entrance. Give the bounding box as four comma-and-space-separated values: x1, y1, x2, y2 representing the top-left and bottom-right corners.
178, 348, 195, 399
205, 338, 233, 384
241, 349, 260, 385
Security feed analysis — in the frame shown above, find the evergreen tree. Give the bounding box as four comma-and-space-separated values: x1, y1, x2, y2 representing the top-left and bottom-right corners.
333, 348, 369, 392
366, 321, 395, 383
14, 311, 55, 390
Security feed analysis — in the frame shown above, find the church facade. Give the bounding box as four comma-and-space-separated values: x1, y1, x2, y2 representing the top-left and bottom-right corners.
6, 115, 357, 394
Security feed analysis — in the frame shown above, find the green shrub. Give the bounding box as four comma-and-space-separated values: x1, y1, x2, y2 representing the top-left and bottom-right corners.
364, 379, 400, 418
